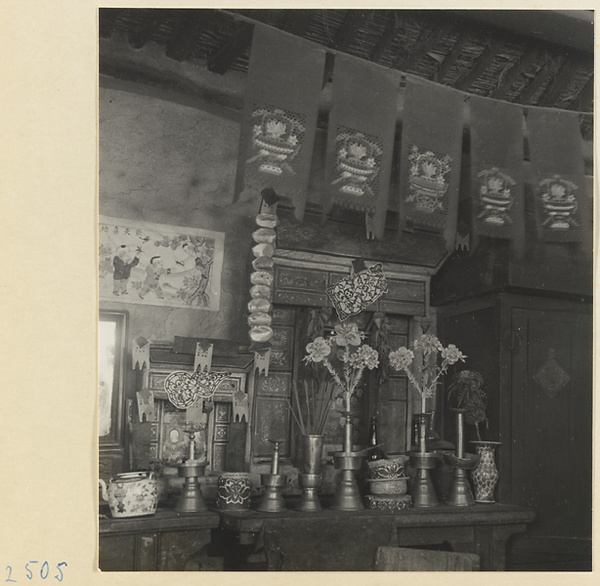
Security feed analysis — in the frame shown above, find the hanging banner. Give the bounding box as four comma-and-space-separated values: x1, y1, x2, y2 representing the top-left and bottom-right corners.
397, 76, 464, 250
323, 55, 399, 240
236, 25, 326, 221
527, 108, 588, 243
470, 97, 525, 254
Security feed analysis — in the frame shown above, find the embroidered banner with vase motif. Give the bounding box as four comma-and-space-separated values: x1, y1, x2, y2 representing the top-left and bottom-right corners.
323, 54, 400, 239
527, 108, 588, 243
469, 96, 525, 255
397, 76, 464, 250
236, 25, 326, 222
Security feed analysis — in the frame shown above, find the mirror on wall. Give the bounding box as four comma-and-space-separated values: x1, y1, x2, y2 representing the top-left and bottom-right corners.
99, 310, 127, 449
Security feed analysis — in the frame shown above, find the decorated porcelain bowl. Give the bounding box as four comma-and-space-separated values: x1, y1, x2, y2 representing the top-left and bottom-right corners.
367, 455, 409, 479
216, 472, 252, 510
367, 477, 409, 495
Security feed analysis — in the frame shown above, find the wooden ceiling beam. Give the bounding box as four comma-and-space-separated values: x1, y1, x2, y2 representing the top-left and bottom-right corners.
453, 39, 501, 91
166, 11, 216, 62
397, 19, 456, 72
330, 10, 371, 51
369, 11, 398, 63
438, 30, 469, 83
566, 76, 593, 112
207, 21, 254, 74
515, 58, 554, 104
537, 56, 586, 107
489, 46, 540, 99
128, 10, 168, 49
281, 10, 313, 36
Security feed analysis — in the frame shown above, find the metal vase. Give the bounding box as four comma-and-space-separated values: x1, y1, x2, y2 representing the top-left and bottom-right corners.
301, 434, 324, 474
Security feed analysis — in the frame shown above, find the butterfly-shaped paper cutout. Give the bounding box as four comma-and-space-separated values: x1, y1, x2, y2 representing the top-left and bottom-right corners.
164, 369, 231, 409
326, 263, 389, 321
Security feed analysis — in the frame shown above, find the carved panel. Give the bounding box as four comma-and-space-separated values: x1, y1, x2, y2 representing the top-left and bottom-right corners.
252, 397, 290, 457
212, 443, 228, 471
385, 279, 426, 301
533, 349, 571, 398
276, 267, 330, 292
270, 326, 294, 370
274, 289, 329, 307
272, 306, 295, 325
256, 372, 292, 397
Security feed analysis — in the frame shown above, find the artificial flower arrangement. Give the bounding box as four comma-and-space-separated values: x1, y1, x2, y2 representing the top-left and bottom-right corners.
303, 322, 380, 417
389, 333, 466, 413
447, 370, 489, 440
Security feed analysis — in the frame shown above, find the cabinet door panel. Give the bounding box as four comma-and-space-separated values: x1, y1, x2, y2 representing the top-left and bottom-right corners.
511, 308, 592, 539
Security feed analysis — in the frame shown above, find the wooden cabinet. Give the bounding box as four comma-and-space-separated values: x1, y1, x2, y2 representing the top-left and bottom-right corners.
436, 293, 592, 553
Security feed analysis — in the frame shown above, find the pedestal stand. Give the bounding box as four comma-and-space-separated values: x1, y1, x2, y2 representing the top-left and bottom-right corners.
175, 429, 208, 513
330, 412, 364, 511
408, 413, 439, 507
443, 408, 479, 506
257, 440, 287, 513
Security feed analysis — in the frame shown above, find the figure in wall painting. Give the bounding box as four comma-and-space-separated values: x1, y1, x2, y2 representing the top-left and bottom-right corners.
112, 245, 141, 296
139, 256, 167, 300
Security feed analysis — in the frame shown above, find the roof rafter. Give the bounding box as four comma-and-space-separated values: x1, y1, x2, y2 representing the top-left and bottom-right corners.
517, 58, 556, 104
438, 29, 469, 83
207, 20, 254, 74
128, 10, 168, 49
396, 19, 456, 72
369, 11, 398, 63
330, 10, 372, 51
166, 11, 217, 62
453, 38, 501, 91
281, 10, 313, 36
489, 46, 540, 99
537, 55, 586, 107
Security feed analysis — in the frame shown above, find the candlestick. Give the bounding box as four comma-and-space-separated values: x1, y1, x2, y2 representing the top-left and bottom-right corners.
270, 441, 280, 474
456, 412, 464, 459
189, 432, 195, 460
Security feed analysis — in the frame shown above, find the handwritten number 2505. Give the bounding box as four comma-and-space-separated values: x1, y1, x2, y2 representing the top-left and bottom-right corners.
5, 562, 67, 582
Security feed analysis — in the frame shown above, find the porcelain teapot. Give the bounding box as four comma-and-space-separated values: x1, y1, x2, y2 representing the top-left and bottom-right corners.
99, 471, 158, 518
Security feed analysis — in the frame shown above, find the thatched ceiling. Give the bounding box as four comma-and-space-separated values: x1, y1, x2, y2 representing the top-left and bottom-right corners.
99, 8, 593, 138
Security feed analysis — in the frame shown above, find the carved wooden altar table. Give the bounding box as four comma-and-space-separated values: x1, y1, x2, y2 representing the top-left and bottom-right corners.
218, 502, 535, 571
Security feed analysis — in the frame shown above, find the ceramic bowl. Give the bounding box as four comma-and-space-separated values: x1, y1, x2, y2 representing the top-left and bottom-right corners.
367, 455, 409, 479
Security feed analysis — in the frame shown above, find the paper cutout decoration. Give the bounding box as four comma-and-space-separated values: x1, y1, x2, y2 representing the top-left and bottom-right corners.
232, 390, 250, 423
136, 389, 156, 423
327, 262, 389, 321
194, 342, 213, 373
164, 369, 231, 409
132, 336, 150, 370
253, 347, 271, 377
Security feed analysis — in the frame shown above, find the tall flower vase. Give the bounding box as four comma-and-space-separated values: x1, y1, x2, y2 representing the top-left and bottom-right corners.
470, 441, 501, 503
331, 412, 364, 511
298, 434, 324, 512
